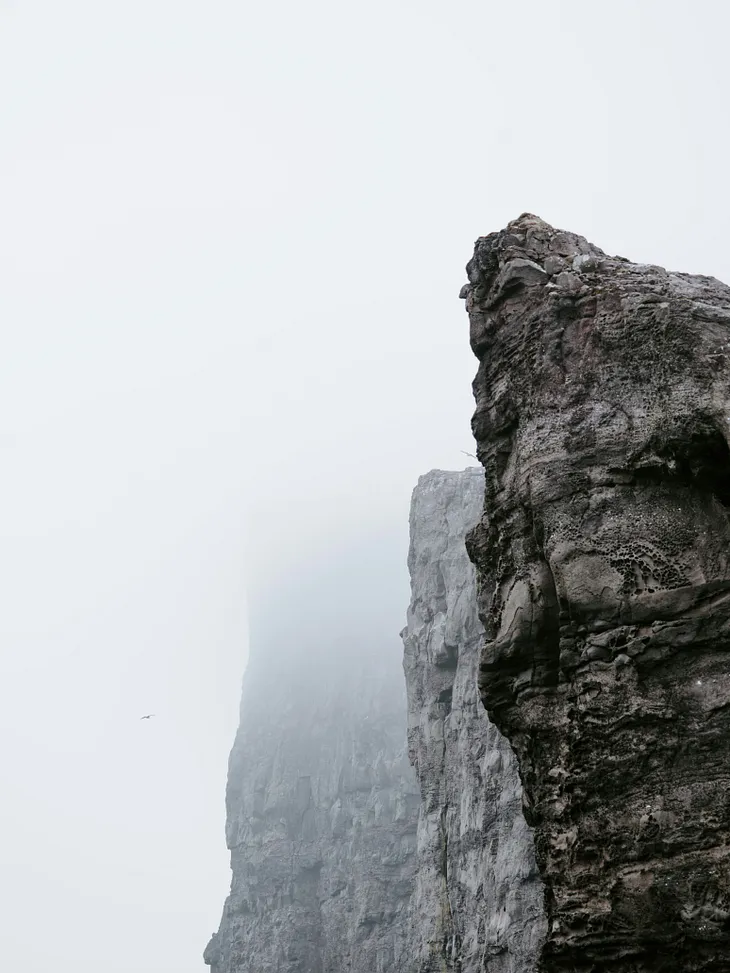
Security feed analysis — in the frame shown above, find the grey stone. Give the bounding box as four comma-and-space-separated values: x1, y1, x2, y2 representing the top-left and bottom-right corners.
571, 253, 598, 272
543, 255, 566, 277
554, 271, 582, 294
493, 258, 548, 297
402, 468, 546, 973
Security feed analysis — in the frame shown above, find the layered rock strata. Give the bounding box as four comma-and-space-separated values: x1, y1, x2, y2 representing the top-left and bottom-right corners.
402, 467, 546, 972
204, 648, 420, 973
462, 213, 730, 971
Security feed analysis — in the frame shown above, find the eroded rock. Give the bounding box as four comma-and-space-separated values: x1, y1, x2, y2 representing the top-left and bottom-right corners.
463, 213, 730, 971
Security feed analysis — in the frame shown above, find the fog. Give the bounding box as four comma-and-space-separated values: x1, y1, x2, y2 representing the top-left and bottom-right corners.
1, 1, 728, 970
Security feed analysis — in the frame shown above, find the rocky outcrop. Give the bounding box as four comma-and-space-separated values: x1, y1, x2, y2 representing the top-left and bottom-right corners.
402, 467, 546, 972
205, 648, 420, 973
463, 213, 730, 971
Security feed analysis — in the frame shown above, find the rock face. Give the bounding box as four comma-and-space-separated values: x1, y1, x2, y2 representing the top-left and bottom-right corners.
205, 648, 420, 973
402, 467, 546, 972
463, 213, 730, 971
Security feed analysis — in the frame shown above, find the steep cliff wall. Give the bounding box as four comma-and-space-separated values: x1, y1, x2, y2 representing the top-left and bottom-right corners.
402, 468, 546, 972
205, 648, 420, 973
463, 213, 730, 971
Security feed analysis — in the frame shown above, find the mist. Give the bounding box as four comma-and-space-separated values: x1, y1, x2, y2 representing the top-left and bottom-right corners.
1, 1, 729, 970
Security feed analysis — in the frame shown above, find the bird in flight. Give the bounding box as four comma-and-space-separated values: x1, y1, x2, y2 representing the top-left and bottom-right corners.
461, 450, 477, 459
140, 714, 155, 720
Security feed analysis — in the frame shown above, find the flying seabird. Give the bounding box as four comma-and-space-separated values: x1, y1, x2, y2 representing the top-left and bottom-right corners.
140, 714, 155, 720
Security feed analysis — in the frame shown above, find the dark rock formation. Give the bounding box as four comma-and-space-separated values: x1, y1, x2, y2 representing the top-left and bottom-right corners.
463, 213, 730, 971
205, 645, 420, 973
402, 467, 546, 972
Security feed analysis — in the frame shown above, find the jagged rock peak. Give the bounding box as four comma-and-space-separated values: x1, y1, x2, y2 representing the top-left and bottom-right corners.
402, 468, 546, 973
463, 215, 730, 971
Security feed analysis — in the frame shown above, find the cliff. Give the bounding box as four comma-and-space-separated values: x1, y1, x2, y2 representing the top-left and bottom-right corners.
204, 645, 420, 973
206, 469, 548, 973
402, 467, 546, 972
463, 213, 730, 971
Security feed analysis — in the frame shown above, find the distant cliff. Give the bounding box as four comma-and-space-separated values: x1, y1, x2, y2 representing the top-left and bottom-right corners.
206, 470, 546, 973
204, 648, 420, 973
402, 468, 545, 972
464, 213, 730, 971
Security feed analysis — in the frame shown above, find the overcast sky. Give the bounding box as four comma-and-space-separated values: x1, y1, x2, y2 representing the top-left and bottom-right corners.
1, 1, 729, 970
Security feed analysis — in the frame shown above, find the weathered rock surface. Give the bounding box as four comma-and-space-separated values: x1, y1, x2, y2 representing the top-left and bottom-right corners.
463, 213, 730, 971
402, 468, 546, 972
204, 647, 420, 973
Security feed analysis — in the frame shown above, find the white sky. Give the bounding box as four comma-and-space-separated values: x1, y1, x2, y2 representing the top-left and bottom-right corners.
1, 1, 729, 970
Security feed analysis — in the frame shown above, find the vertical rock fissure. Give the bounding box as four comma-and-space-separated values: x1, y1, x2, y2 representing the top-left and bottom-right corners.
439, 807, 454, 971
